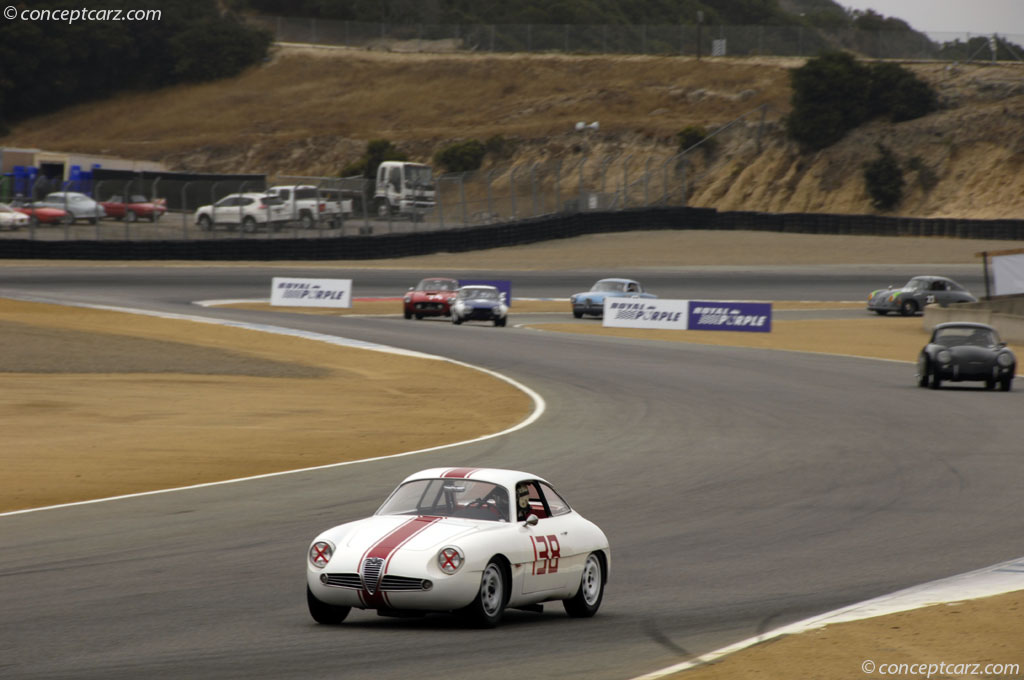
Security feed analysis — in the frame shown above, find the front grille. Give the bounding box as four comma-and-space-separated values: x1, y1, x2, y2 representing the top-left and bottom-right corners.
361, 557, 384, 595
380, 575, 430, 591
323, 573, 362, 589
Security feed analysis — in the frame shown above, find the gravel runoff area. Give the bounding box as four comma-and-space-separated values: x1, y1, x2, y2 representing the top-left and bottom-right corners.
3, 230, 1023, 679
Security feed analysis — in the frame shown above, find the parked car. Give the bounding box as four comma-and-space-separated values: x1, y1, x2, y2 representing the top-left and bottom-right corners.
569, 278, 657, 318
867, 276, 977, 316
306, 467, 610, 627
9, 198, 71, 226
450, 285, 508, 327
0, 202, 30, 230
34, 191, 106, 224
917, 322, 1015, 391
265, 184, 351, 229
100, 195, 167, 222
403, 277, 460, 319
194, 193, 289, 232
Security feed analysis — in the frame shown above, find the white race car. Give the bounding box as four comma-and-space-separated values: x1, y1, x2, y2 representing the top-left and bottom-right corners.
306, 467, 610, 627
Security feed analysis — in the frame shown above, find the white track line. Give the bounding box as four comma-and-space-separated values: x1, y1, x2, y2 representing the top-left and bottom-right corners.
0, 296, 546, 517
630, 556, 1024, 679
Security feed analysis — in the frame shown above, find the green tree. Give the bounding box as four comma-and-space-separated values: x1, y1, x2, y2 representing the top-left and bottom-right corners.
863, 143, 904, 211
786, 51, 872, 151
434, 139, 486, 173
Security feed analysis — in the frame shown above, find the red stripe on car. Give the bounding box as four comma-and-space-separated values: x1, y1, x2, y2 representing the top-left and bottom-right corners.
359, 516, 442, 607
442, 468, 478, 478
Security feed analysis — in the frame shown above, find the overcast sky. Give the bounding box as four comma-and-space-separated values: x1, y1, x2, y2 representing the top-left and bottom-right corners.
839, 0, 1024, 36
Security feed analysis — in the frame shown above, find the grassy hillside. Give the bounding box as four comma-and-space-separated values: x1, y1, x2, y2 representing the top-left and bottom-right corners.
4, 45, 1022, 219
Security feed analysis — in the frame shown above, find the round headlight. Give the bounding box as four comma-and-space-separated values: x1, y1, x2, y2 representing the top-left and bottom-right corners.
403, 297, 411, 303
937, 350, 952, 364
309, 540, 334, 569
437, 546, 464, 574
998, 352, 1014, 367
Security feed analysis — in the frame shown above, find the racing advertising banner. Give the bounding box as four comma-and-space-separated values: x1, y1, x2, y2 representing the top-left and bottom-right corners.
688, 301, 772, 332
270, 277, 353, 308
602, 299, 690, 329
602, 299, 773, 332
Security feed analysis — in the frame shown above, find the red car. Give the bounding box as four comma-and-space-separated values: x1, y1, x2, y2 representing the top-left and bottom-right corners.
403, 277, 459, 319
9, 198, 71, 226
100, 194, 167, 222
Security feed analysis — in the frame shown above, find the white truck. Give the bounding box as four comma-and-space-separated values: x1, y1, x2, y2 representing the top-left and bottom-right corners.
373, 161, 435, 221
265, 185, 352, 230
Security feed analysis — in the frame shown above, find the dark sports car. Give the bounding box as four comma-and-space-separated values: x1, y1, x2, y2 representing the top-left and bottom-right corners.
917, 322, 1016, 391
403, 277, 459, 319
867, 276, 976, 316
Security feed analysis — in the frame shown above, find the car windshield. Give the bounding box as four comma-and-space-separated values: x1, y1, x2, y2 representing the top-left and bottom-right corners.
904, 278, 927, 291
460, 288, 498, 299
418, 279, 456, 291
592, 280, 626, 292
934, 326, 998, 347
405, 165, 432, 185
377, 479, 510, 522
130, 195, 149, 203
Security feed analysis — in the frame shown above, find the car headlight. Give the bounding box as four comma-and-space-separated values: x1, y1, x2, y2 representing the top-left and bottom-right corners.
309, 540, 334, 569
437, 546, 464, 574
403, 297, 411, 303
937, 350, 952, 364
997, 353, 1014, 367
570, 295, 577, 304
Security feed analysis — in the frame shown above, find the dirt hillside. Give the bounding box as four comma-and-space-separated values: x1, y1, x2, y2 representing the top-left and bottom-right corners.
3, 45, 1023, 218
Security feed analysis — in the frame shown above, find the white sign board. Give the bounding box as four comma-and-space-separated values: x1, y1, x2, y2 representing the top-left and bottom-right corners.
991, 253, 1024, 296
270, 277, 352, 308
602, 298, 690, 330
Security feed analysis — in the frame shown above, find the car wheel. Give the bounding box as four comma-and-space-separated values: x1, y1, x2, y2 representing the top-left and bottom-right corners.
125, 210, 138, 223
494, 317, 506, 327
88, 217, 98, 225
299, 211, 315, 229
242, 216, 257, 233
404, 309, 412, 320
462, 560, 506, 628
306, 586, 350, 625
60, 213, 74, 226
563, 553, 605, 618
415, 313, 424, 320
929, 365, 942, 389
1000, 376, 1013, 392
376, 199, 391, 219
452, 315, 462, 325
917, 357, 929, 388
197, 215, 213, 231
899, 299, 918, 317
875, 310, 889, 316
573, 309, 584, 319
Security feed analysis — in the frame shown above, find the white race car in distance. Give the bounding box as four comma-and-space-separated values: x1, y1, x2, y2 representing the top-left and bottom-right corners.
306, 467, 610, 627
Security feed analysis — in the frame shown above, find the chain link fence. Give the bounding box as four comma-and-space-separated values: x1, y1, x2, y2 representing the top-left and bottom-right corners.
249, 16, 1023, 61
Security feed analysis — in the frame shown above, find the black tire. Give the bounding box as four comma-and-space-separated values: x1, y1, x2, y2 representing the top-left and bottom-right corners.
404, 309, 412, 320
307, 586, 350, 625
376, 199, 391, 219
242, 216, 257, 233
917, 357, 929, 388
125, 210, 138, 223
875, 310, 889, 316
415, 313, 424, 320
563, 553, 605, 618
1000, 376, 1013, 392
197, 215, 213, 231
573, 309, 584, 319
299, 211, 315, 229
899, 299, 918, 317
494, 317, 506, 327
88, 217, 97, 225
929, 365, 942, 389
462, 560, 506, 628
452, 315, 462, 325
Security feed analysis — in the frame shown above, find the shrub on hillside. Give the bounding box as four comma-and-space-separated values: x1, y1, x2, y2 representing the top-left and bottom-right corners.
341, 140, 408, 179
434, 139, 487, 173
786, 52, 938, 151
863, 144, 904, 211
676, 126, 717, 156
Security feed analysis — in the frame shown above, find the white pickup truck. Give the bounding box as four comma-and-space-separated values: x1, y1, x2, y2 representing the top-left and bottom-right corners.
265, 185, 352, 229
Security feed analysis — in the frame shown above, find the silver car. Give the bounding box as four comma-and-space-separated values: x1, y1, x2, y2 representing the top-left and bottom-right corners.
867, 276, 976, 316
35, 191, 107, 224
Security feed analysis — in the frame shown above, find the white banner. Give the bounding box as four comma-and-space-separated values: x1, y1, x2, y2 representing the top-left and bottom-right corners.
992, 253, 1024, 296
270, 277, 352, 308
602, 298, 689, 329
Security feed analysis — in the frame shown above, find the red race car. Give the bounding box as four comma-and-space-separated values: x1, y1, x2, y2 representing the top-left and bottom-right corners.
403, 277, 459, 319
9, 198, 71, 226
100, 194, 167, 222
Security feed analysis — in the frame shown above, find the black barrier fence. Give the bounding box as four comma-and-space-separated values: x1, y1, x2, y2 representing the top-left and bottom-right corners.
0, 207, 1021, 260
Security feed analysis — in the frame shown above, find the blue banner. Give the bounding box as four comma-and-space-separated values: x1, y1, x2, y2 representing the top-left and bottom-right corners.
688, 301, 772, 332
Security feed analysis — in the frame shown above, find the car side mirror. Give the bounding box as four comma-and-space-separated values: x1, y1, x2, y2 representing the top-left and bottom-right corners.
523, 514, 539, 527
998, 342, 1007, 349
408, 286, 414, 291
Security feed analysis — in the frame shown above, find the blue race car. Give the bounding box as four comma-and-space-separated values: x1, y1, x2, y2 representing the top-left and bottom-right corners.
569, 278, 656, 318
451, 285, 508, 327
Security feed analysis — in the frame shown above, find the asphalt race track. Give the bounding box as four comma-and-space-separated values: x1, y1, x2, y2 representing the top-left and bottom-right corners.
1, 263, 1019, 680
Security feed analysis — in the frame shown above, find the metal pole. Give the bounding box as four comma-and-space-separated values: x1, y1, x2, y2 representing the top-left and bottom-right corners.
459, 173, 467, 227
530, 163, 539, 217
510, 166, 518, 220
